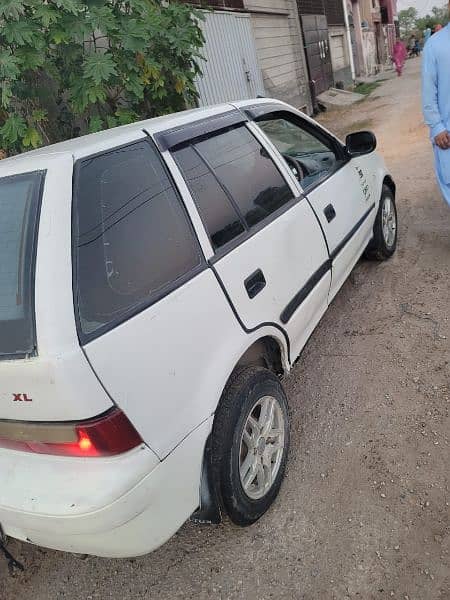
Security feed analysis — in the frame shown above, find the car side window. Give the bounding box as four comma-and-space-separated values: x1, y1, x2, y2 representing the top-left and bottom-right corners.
74, 140, 203, 340
257, 116, 344, 190
173, 125, 293, 251
173, 145, 245, 250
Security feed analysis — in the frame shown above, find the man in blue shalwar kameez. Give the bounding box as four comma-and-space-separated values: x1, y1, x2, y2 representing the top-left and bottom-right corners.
422, 11, 450, 208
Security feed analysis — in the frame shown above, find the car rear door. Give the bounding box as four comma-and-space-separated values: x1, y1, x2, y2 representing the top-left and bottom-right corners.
168, 117, 331, 361
253, 109, 376, 301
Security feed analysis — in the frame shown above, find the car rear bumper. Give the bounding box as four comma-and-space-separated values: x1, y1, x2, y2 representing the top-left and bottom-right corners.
0, 419, 210, 557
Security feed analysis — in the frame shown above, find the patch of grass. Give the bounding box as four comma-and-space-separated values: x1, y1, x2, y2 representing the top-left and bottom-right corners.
353, 81, 381, 95
354, 78, 389, 96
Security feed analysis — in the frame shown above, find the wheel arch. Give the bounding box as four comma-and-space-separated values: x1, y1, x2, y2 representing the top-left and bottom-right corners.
383, 175, 396, 197
191, 333, 289, 524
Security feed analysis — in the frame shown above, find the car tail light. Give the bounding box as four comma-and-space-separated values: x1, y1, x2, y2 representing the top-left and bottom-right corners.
0, 408, 143, 457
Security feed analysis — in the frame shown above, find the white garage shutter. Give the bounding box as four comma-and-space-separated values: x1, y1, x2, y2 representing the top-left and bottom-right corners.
195, 11, 265, 106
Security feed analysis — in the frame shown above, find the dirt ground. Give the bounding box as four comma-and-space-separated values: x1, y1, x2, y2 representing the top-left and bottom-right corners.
2, 58, 449, 600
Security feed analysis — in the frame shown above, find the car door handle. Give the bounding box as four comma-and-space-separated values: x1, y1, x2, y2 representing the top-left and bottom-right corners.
244, 269, 266, 299
324, 204, 336, 222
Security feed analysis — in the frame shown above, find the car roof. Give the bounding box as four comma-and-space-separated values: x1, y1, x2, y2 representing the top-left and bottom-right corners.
0, 99, 289, 167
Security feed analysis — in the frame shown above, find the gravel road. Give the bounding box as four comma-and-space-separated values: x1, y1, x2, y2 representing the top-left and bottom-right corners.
2, 58, 449, 600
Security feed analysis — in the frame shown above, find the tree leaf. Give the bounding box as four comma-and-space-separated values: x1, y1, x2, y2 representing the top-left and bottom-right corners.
0, 83, 14, 109
0, 115, 27, 145
0, 0, 26, 20
22, 126, 42, 148
32, 109, 47, 123
115, 108, 138, 125
14, 46, 45, 70
50, 26, 71, 44
53, 0, 83, 15
174, 77, 185, 95
119, 18, 150, 52
83, 53, 117, 85
123, 72, 144, 99
69, 77, 107, 113
87, 5, 117, 32
3, 20, 37, 45
0, 50, 20, 79
106, 115, 117, 129
88, 115, 103, 133
34, 5, 60, 28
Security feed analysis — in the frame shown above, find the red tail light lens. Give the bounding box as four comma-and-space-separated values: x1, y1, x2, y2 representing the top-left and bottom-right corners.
0, 408, 143, 457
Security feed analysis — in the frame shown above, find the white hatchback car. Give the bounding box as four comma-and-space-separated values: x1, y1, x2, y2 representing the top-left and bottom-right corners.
0, 99, 397, 558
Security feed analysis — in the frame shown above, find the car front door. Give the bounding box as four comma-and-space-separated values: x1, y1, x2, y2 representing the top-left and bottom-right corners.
255, 111, 376, 301
170, 120, 331, 362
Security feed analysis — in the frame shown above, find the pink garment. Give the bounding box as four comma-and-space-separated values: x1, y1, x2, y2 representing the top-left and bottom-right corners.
392, 41, 407, 75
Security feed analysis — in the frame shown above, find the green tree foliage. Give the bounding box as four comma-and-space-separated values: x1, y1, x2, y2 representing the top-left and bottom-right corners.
399, 3, 449, 38
398, 7, 418, 37
0, 0, 205, 154
415, 4, 450, 32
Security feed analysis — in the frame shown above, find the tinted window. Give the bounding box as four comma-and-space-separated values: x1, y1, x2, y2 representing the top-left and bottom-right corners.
195, 127, 292, 228
0, 171, 44, 358
173, 146, 245, 250
74, 141, 202, 339
258, 117, 342, 189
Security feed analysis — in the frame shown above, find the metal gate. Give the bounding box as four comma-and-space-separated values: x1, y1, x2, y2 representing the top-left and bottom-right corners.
300, 15, 334, 105
195, 11, 265, 106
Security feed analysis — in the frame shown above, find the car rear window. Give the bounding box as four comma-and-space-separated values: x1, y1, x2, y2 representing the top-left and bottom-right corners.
73, 140, 203, 341
0, 171, 45, 359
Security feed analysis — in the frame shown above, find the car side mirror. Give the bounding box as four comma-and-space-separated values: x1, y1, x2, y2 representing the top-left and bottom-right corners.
345, 131, 377, 157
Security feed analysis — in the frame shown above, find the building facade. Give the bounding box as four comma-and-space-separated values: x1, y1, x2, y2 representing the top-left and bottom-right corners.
295, 0, 354, 107
184, 0, 312, 112
358, 0, 397, 75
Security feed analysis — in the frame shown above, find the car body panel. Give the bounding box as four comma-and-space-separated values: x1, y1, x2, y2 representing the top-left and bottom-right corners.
0, 419, 210, 557
0, 153, 113, 421
83, 269, 289, 459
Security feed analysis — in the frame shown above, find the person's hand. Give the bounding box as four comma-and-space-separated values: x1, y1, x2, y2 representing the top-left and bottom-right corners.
434, 131, 450, 149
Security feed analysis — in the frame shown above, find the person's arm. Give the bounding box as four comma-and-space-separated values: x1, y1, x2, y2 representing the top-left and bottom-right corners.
422, 42, 450, 148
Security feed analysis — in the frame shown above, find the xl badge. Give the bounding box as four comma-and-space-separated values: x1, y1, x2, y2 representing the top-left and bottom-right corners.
13, 393, 33, 402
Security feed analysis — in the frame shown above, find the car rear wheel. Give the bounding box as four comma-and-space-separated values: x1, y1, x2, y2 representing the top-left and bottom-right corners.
212, 366, 290, 526
365, 184, 398, 260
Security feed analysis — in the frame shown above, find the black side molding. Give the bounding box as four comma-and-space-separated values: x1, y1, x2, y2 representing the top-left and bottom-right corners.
330, 202, 376, 260
154, 110, 247, 152
280, 260, 331, 324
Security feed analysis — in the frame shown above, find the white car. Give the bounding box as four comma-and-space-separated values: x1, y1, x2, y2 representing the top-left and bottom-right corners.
0, 99, 397, 558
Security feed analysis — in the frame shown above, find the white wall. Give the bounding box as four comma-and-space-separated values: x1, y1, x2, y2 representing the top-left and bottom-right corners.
244, 0, 312, 111
362, 30, 377, 75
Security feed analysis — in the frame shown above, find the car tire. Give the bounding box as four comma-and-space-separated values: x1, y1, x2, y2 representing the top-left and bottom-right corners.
364, 184, 398, 260
211, 366, 290, 526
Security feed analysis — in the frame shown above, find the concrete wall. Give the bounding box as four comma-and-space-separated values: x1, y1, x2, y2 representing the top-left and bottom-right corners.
244, 0, 312, 112
329, 25, 353, 86
362, 29, 377, 75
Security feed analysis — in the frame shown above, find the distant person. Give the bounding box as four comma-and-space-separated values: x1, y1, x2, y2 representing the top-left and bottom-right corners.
424, 26, 432, 43
414, 39, 422, 55
434, 23, 443, 33
408, 35, 416, 55
392, 39, 407, 76
422, 13, 450, 208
